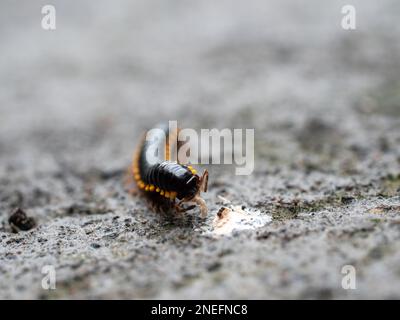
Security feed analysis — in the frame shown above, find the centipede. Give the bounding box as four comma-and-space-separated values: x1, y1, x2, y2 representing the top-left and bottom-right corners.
130, 123, 208, 218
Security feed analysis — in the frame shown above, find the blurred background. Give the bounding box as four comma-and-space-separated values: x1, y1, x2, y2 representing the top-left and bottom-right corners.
0, 0, 399, 299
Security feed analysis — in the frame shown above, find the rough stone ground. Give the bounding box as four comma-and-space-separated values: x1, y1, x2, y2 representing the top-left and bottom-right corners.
1, 0, 400, 299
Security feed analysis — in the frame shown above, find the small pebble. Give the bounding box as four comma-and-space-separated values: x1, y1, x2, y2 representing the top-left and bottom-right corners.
8, 208, 36, 233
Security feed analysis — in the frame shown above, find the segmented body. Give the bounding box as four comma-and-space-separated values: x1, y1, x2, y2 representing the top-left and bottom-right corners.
131, 124, 208, 216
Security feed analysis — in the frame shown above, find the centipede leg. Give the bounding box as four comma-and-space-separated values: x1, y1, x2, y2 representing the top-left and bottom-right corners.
174, 203, 196, 214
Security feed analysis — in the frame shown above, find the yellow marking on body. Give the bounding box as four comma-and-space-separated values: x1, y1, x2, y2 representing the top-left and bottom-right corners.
164, 191, 170, 198
165, 128, 179, 161
187, 165, 197, 175
165, 137, 170, 161
149, 185, 155, 191
156, 187, 160, 192
160, 190, 165, 196
170, 191, 177, 200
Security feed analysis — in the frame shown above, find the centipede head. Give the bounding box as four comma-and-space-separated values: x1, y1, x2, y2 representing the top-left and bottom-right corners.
180, 169, 208, 218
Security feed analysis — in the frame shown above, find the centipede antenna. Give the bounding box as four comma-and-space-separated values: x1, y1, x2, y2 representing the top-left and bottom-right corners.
201, 170, 209, 192
192, 195, 208, 218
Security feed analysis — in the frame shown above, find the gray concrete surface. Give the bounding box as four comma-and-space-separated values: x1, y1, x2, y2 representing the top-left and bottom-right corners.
0, 0, 400, 299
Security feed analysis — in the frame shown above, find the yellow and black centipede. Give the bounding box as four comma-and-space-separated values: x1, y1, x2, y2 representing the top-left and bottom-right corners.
131, 123, 208, 218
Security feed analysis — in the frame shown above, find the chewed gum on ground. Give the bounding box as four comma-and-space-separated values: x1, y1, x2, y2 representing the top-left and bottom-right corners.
211, 204, 272, 236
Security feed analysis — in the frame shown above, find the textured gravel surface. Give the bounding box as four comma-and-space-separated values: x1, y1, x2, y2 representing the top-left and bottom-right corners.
1, 0, 400, 299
